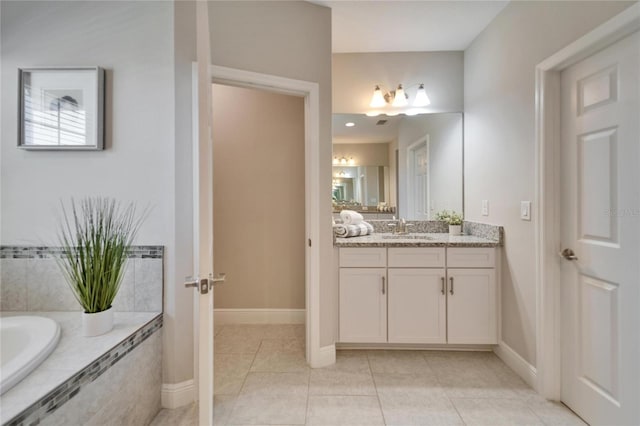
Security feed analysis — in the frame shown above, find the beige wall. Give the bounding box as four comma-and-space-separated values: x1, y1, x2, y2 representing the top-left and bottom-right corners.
332, 52, 464, 114
332, 143, 389, 166
464, 1, 634, 365
212, 84, 305, 309
209, 1, 334, 345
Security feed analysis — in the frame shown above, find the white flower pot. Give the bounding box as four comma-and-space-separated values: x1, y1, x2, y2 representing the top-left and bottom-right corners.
449, 224, 462, 236
82, 307, 113, 337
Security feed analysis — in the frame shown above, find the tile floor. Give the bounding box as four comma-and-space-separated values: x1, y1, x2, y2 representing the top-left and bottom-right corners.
150, 324, 585, 426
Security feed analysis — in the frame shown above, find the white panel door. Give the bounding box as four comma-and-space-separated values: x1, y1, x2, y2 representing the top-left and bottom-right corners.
339, 268, 387, 343
193, 2, 215, 425
446, 269, 497, 344
560, 31, 639, 425
388, 268, 446, 344
408, 138, 430, 220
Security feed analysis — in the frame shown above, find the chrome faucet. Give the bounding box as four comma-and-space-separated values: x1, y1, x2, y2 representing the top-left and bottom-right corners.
387, 217, 414, 235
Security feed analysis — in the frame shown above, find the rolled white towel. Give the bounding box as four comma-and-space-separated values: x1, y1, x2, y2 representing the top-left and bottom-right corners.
333, 224, 349, 237
333, 221, 374, 238
363, 221, 374, 233
340, 210, 364, 225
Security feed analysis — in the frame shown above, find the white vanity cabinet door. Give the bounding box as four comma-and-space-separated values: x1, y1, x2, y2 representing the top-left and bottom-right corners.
388, 268, 447, 344
446, 268, 497, 344
339, 268, 387, 343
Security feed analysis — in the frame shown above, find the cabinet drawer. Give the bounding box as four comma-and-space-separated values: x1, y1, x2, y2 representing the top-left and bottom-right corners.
339, 248, 387, 268
447, 248, 496, 268
388, 247, 445, 268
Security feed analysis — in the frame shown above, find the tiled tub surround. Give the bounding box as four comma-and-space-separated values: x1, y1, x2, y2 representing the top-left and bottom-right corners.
335, 221, 503, 248
0, 311, 162, 426
0, 246, 163, 312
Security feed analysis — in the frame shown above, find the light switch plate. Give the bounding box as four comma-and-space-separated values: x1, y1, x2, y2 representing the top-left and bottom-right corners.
521, 201, 531, 221
482, 200, 489, 216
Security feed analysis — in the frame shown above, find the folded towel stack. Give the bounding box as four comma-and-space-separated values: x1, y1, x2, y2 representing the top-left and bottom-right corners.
340, 210, 364, 225
333, 221, 374, 238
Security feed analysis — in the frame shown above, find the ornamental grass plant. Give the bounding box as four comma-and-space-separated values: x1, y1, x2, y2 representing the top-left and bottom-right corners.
435, 210, 464, 226
57, 198, 146, 314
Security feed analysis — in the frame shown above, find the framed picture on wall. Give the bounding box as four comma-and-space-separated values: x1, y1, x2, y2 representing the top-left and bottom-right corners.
18, 67, 105, 150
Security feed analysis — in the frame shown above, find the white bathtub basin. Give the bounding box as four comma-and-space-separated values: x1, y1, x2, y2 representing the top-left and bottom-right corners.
0, 316, 61, 395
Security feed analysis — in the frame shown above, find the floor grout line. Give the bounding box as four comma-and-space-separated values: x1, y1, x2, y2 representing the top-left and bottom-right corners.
367, 351, 389, 426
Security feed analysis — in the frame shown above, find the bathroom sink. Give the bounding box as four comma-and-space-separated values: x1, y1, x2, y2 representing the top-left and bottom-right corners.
381, 234, 434, 240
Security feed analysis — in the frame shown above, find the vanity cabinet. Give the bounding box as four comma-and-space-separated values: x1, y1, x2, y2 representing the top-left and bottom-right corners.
339, 268, 387, 343
447, 268, 497, 344
339, 246, 498, 345
446, 248, 497, 344
387, 268, 447, 344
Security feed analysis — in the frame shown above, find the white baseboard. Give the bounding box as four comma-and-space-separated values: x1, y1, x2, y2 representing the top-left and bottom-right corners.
161, 380, 195, 409
214, 309, 305, 324
311, 344, 336, 368
494, 340, 538, 390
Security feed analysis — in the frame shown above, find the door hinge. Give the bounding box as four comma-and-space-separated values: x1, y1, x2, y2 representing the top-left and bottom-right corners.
308, 238, 312, 247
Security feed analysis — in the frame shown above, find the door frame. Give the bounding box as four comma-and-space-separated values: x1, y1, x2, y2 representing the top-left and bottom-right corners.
406, 135, 430, 220
206, 65, 323, 367
534, 3, 639, 400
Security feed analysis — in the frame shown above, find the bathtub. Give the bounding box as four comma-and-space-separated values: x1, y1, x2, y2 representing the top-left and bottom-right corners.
0, 315, 61, 395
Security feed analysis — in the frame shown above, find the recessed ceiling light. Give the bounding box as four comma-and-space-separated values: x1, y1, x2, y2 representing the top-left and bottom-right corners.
345, 122, 355, 127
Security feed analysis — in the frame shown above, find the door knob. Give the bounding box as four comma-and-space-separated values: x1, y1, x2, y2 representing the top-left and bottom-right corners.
560, 248, 578, 261
184, 277, 199, 289
210, 273, 227, 285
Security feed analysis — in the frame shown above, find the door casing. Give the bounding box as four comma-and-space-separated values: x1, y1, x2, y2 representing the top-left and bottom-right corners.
406, 136, 430, 220
534, 3, 640, 400
205, 65, 325, 368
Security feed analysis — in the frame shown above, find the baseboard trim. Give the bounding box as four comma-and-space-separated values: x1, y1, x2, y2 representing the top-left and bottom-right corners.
311, 344, 336, 368
494, 340, 538, 390
336, 343, 494, 351
214, 309, 305, 324
161, 380, 195, 409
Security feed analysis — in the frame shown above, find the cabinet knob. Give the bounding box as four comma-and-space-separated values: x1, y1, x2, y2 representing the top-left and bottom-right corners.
449, 277, 454, 295
441, 277, 445, 295
382, 276, 386, 295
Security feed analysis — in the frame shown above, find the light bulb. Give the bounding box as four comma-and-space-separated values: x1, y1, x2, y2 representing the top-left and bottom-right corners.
340, 157, 347, 165
366, 111, 382, 117
413, 84, 431, 107
392, 84, 408, 107
369, 85, 386, 108
333, 157, 339, 165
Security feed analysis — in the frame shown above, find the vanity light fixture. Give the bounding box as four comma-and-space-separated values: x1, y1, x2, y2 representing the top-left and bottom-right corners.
367, 83, 431, 116
369, 85, 386, 108
413, 84, 431, 107
333, 156, 356, 166
391, 84, 408, 107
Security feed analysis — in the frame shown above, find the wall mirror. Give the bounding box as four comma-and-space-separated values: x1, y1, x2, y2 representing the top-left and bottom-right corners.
332, 112, 463, 219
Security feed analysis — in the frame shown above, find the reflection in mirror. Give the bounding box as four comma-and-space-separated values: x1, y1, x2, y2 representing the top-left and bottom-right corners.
332, 165, 389, 206
332, 113, 463, 219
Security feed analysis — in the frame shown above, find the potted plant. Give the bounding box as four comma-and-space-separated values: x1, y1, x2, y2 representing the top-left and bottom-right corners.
435, 210, 464, 236
57, 198, 145, 336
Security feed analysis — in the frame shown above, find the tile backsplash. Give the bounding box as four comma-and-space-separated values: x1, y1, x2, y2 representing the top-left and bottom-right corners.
0, 246, 163, 312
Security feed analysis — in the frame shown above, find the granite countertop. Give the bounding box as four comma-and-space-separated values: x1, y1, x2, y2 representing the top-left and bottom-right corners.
0, 311, 162, 424
335, 232, 500, 248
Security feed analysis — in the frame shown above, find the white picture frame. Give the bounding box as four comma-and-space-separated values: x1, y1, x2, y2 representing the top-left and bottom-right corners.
18, 67, 105, 150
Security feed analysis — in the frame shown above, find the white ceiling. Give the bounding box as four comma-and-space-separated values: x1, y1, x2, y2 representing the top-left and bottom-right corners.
333, 113, 402, 144
310, 1, 509, 53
